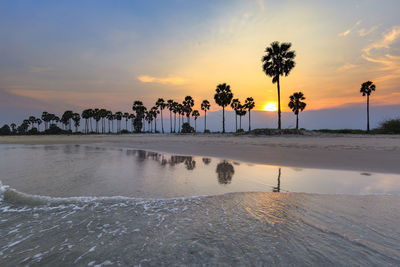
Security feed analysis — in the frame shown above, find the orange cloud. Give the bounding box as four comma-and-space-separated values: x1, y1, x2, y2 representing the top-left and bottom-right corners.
137, 75, 185, 85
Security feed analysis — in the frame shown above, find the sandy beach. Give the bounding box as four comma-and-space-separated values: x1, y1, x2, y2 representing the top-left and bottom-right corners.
1, 133, 400, 174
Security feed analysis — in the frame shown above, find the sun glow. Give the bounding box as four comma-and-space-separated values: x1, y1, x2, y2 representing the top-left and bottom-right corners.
263, 102, 278, 112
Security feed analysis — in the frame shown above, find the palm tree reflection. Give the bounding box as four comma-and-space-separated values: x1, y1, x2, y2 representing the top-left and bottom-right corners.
273, 168, 281, 193
202, 157, 211, 165
216, 160, 235, 184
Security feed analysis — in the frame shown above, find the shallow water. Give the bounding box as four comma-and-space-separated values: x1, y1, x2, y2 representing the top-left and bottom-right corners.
1, 144, 400, 266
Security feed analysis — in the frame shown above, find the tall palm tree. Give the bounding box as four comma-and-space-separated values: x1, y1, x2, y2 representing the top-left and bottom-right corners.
41, 111, 49, 130
82, 109, 90, 134
155, 98, 166, 133
244, 97, 255, 131
177, 103, 184, 133
288, 92, 307, 130
72, 113, 80, 132
106, 111, 113, 133
151, 106, 159, 132
231, 98, 240, 132
201, 100, 210, 133
183, 96, 194, 124
360, 81, 376, 132
262, 41, 296, 130
172, 101, 178, 133
123, 112, 130, 131
115, 111, 122, 133
99, 109, 107, 133
214, 83, 233, 133
10, 123, 16, 133
167, 99, 174, 133
192, 110, 200, 132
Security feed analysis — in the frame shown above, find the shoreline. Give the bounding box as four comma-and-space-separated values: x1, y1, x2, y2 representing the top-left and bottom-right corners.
1, 133, 400, 174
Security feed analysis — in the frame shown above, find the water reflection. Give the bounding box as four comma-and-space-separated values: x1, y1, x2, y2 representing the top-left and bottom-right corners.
273, 168, 281, 193
2, 145, 400, 197
202, 158, 211, 165
216, 161, 235, 184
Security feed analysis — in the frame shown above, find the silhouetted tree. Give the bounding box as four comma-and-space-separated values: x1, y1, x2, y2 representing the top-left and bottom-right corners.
237, 104, 247, 131
201, 100, 210, 132
156, 98, 166, 133
262, 41, 296, 130
72, 113, 80, 132
183, 96, 194, 124
167, 99, 174, 133
192, 110, 200, 132
231, 98, 240, 132
288, 92, 306, 130
132, 101, 146, 133
214, 83, 233, 133
360, 81, 376, 132
244, 97, 255, 131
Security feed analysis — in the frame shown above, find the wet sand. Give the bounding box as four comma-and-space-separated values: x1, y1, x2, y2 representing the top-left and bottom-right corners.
1, 134, 400, 174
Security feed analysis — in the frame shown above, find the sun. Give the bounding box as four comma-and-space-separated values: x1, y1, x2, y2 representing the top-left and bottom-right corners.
263, 102, 278, 112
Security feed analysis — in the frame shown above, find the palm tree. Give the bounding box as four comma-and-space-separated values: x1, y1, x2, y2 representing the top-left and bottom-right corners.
10, 123, 16, 133
106, 111, 113, 133
288, 92, 307, 130
182, 96, 194, 124
28, 116, 36, 130
177, 103, 184, 133
41, 111, 49, 130
82, 109, 90, 133
155, 98, 166, 133
262, 41, 296, 130
123, 112, 130, 131
99, 109, 107, 133
214, 83, 233, 133
151, 106, 159, 132
72, 113, 80, 132
360, 81, 376, 132
192, 110, 200, 132
172, 101, 178, 133
200, 100, 210, 133
36, 118, 42, 131
115, 111, 122, 133
237, 104, 247, 131
231, 98, 240, 132
244, 97, 255, 131
167, 99, 174, 133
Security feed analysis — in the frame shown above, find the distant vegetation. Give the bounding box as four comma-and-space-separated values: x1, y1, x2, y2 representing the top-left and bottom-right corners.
1, 41, 394, 136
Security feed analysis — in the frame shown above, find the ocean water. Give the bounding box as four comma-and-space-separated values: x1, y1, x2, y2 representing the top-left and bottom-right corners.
1, 144, 400, 266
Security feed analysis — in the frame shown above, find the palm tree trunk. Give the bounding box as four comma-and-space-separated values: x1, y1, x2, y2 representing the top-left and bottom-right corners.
160, 109, 164, 133
235, 113, 237, 132
195, 120, 197, 132
367, 95, 370, 132
239, 115, 242, 130
169, 110, 172, 133
277, 75, 281, 130
178, 115, 181, 133
204, 111, 207, 133
296, 113, 299, 130
248, 111, 251, 131
155, 118, 157, 133
222, 106, 225, 133
174, 113, 176, 133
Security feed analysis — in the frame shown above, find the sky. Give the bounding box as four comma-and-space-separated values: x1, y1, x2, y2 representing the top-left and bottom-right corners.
0, 0, 399, 127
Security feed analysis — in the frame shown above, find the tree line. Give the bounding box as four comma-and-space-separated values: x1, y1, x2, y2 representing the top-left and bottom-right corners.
1, 40, 379, 135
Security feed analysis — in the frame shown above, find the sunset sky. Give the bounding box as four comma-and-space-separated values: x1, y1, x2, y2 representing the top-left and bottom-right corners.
0, 0, 399, 122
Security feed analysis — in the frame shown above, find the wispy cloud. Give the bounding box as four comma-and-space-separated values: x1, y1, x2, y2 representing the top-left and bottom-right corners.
363, 25, 400, 54
137, 75, 185, 85
337, 63, 357, 72
358, 26, 378, 37
338, 20, 361, 37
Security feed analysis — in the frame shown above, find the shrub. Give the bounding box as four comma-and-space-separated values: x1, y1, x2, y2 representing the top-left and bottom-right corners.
120, 129, 130, 134
27, 127, 39, 135
236, 129, 245, 133
181, 122, 194, 133
0, 124, 11, 135
377, 119, 400, 134
204, 129, 210, 133
44, 124, 68, 135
